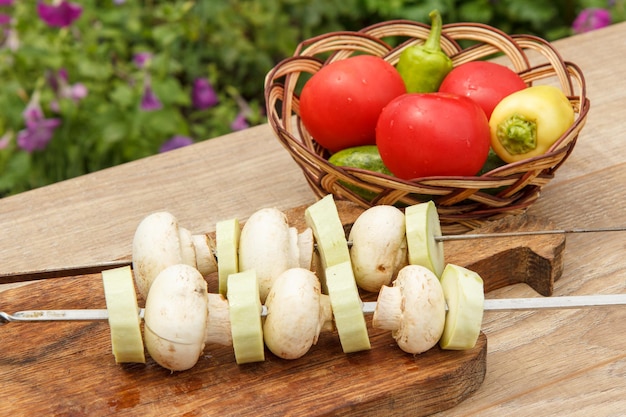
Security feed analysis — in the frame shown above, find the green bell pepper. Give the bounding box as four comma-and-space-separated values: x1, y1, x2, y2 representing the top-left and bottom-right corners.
396, 10, 453, 93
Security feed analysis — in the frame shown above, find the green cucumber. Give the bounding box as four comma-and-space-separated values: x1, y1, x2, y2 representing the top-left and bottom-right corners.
477, 149, 508, 195
328, 145, 392, 201
329, 145, 392, 175
477, 149, 507, 175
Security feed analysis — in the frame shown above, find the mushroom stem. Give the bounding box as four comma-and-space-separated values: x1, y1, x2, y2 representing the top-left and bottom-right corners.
205, 293, 232, 346
319, 294, 334, 333
372, 285, 403, 331
192, 234, 218, 276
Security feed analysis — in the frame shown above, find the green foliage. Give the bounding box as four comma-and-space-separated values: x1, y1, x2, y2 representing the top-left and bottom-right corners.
0, 0, 623, 196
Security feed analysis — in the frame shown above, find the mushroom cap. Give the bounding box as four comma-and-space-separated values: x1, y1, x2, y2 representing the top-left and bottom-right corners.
238, 207, 299, 303
349, 205, 407, 292
263, 268, 323, 359
143, 264, 208, 371
132, 212, 191, 299
392, 265, 446, 354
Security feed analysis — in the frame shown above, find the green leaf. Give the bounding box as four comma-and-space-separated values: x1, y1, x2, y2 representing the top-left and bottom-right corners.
109, 82, 136, 108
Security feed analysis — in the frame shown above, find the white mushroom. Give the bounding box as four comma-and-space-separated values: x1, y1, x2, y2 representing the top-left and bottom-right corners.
132, 211, 217, 300
372, 264, 446, 354
238, 207, 300, 303
143, 264, 209, 371
263, 268, 333, 359
349, 205, 408, 292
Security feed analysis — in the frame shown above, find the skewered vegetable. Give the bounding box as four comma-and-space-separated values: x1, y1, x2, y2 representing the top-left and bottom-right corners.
263, 268, 333, 359
102, 265, 145, 363
373, 264, 446, 354
325, 261, 371, 353
132, 212, 216, 299
227, 269, 265, 364
405, 201, 445, 277
216, 217, 241, 296
143, 264, 209, 371
238, 207, 301, 303
349, 205, 408, 292
439, 264, 484, 350
305, 195, 371, 353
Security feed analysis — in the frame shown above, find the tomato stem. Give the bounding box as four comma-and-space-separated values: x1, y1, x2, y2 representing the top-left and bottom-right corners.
495, 113, 537, 156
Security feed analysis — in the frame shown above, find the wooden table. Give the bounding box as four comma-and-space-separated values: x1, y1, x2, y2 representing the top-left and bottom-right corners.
1, 22, 626, 416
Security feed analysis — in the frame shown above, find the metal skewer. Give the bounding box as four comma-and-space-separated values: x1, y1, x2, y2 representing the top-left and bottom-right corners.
3, 293, 626, 325
1, 225, 625, 285
434, 226, 626, 241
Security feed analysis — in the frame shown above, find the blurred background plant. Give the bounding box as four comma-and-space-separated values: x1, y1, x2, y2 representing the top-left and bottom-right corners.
0, 0, 622, 197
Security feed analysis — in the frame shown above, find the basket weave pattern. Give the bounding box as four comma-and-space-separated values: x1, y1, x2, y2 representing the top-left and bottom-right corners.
265, 20, 590, 233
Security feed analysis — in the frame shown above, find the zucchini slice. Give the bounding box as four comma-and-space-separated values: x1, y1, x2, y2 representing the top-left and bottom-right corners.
405, 201, 445, 277
227, 269, 265, 364
439, 264, 485, 350
325, 262, 371, 353
305, 195, 370, 353
216, 218, 241, 296
102, 266, 145, 363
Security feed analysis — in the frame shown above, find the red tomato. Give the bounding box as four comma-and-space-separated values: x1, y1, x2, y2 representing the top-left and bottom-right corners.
438, 61, 527, 118
376, 93, 490, 180
299, 55, 406, 153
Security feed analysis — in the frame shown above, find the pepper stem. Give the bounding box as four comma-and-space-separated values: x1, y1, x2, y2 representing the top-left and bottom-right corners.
424, 10, 444, 52
496, 114, 538, 156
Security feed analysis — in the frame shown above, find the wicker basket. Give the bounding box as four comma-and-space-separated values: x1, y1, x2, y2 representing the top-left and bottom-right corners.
264, 20, 590, 233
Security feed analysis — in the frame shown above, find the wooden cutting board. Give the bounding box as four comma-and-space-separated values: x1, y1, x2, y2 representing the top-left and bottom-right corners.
0, 202, 565, 416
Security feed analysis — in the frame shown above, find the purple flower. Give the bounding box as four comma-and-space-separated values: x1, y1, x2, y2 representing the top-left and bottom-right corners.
37, 1, 82, 28
192, 78, 218, 110
140, 81, 162, 111
133, 52, 152, 69
0, 14, 10, 25
22, 96, 45, 121
17, 118, 60, 152
230, 112, 249, 131
160, 135, 193, 153
69, 83, 87, 100
572, 8, 611, 33
0, 0, 13, 6
49, 69, 88, 100
17, 94, 61, 152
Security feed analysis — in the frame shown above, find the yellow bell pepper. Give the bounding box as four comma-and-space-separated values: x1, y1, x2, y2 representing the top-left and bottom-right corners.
489, 85, 575, 163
